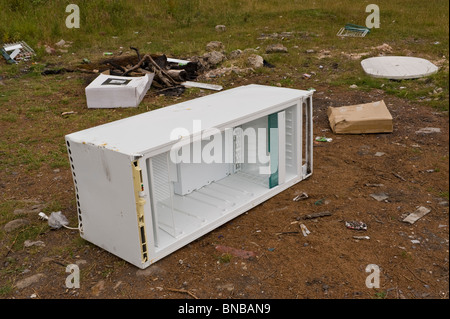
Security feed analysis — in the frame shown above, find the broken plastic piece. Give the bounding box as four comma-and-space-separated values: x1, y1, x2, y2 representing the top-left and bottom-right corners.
353, 236, 370, 240
293, 192, 309, 201
402, 206, 431, 224
345, 221, 367, 231
300, 224, 311, 237
181, 81, 223, 91
337, 24, 370, 37
38, 212, 49, 220
315, 136, 333, 142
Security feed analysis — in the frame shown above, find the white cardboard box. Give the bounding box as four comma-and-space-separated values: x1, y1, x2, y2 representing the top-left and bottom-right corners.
85, 73, 154, 108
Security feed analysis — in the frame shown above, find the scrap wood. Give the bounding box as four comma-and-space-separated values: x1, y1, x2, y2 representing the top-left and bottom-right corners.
274, 231, 300, 236
167, 288, 199, 299
298, 211, 332, 220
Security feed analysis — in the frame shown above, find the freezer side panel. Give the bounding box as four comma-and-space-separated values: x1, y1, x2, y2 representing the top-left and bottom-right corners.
65, 138, 143, 267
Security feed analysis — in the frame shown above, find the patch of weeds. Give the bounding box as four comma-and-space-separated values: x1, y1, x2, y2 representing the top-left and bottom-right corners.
279, 77, 294, 87
374, 291, 387, 299
217, 253, 233, 264
439, 191, 449, 200
0, 284, 13, 296
400, 250, 413, 260
0, 113, 18, 123
11, 224, 49, 251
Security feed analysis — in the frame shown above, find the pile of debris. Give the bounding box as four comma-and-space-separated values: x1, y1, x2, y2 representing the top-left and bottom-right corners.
100, 47, 201, 95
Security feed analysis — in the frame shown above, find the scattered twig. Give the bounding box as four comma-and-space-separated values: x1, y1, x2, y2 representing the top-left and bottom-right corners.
405, 265, 430, 286
167, 288, 199, 299
392, 172, 406, 181
4, 228, 26, 258
274, 231, 300, 236
298, 211, 332, 220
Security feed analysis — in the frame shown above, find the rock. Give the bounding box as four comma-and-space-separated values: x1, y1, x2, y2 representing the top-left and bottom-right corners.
374, 152, 385, 157
247, 54, 264, 68
349, 84, 358, 89
136, 265, 166, 277
228, 49, 243, 60
55, 39, 66, 47
215, 25, 226, 32
4, 219, 30, 232
370, 193, 389, 202
91, 280, 105, 297
438, 201, 449, 207
15, 273, 46, 289
44, 45, 56, 55
306, 49, 315, 54
415, 127, 441, 134
217, 283, 234, 291
14, 203, 46, 216
75, 259, 87, 266
266, 43, 288, 53
206, 41, 224, 52
202, 51, 226, 66
24, 240, 45, 248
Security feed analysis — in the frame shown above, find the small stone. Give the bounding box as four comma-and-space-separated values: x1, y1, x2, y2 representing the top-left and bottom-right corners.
15, 274, 46, 289
266, 43, 288, 53
415, 127, 441, 134
370, 193, 389, 202
247, 54, 264, 68
55, 39, 66, 47
4, 219, 30, 232
374, 152, 385, 157
203, 51, 226, 66
206, 41, 224, 52
91, 280, 105, 297
215, 25, 226, 32
217, 283, 234, 292
136, 265, 166, 277
228, 49, 243, 59
349, 84, 358, 89
24, 240, 45, 248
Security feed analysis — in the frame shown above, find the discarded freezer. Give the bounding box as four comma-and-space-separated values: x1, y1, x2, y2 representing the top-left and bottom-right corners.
65, 84, 313, 268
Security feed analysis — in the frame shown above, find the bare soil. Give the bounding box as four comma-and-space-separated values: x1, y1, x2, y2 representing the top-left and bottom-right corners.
1, 70, 448, 300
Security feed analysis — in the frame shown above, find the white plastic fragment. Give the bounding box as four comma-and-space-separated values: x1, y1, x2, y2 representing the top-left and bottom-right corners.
300, 224, 311, 237
402, 206, 431, 224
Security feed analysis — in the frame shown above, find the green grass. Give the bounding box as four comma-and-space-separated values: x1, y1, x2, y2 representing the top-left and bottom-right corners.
0, 0, 447, 175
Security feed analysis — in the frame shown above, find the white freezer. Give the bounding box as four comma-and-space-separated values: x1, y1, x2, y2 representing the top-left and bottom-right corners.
65, 84, 314, 268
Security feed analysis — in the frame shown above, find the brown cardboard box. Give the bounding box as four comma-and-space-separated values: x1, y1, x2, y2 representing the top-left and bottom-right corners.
327, 100, 393, 134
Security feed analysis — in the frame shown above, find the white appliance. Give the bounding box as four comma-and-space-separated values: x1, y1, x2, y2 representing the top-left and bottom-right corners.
65, 84, 313, 268
85, 73, 154, 108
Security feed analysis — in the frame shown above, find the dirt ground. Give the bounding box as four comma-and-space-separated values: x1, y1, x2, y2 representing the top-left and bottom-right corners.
1, 68, 449, 300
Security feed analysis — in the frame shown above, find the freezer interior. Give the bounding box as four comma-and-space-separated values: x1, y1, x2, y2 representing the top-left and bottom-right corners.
146, 106, 303, 252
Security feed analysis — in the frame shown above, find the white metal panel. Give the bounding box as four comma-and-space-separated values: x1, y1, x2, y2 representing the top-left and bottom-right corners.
67, 85, 312, 156
66, 140, 144, 267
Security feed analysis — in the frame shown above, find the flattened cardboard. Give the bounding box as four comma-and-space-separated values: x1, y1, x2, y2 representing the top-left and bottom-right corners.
327, 100, 393, 134
85, 73, 154, 108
